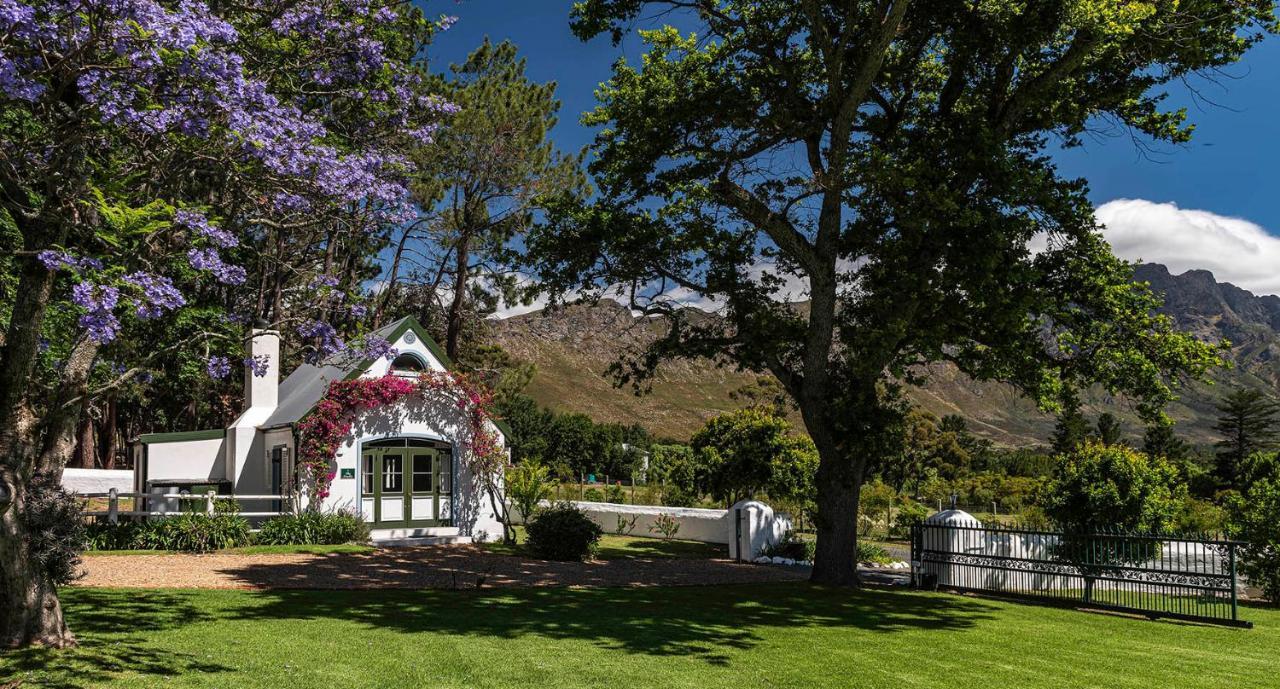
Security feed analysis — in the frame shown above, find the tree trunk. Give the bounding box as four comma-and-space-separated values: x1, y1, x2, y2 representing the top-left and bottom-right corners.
1, 338, 100, 648
0, 465, 76, 648
445, 233, 471, 360
101, 394, 118, 470
809, 448, 865, 586
73, 399, 95, 469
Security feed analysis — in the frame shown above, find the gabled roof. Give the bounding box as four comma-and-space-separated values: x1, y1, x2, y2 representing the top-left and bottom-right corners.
262, 316, 449, 428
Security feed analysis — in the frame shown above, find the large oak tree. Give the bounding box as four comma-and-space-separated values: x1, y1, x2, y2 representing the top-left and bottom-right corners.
526, 0, 1265, 584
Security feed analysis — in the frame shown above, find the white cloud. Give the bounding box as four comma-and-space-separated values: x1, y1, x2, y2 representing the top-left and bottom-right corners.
1096, 199, 1280, 296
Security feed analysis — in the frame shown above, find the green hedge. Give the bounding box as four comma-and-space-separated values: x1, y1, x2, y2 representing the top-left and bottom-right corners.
525, 503, 603, 561
86, 513, 252, 553
255, 510, 370, 546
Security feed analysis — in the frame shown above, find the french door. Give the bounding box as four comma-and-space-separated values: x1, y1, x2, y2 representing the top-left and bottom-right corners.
360, 438, 453, 527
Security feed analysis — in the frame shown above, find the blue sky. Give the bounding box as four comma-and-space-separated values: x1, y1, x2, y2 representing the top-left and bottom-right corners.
425, 2, 1280, 294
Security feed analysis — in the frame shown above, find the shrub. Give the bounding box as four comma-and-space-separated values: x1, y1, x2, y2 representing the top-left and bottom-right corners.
605, 482, 626, 504
1174, 497, 1228, 535
891, 500, 929, 537
22, 476, 87, 585
525, 502, 603, 561
1228, 474, 1280, 604
146, 513, 251, 552
582, 487, 604, 502
507, 462, 553, 524
648, 513, 681, 540
857, 541, 892, 565
662, 485, 697, 507
615, 514, 638, 536
86, 512, 251, 553
256, 509, 370, 546
762, 531, 815, 561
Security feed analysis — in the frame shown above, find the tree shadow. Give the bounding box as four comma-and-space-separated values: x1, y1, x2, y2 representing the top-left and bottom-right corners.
222, 582, 996, 665
1, 589, 231, 689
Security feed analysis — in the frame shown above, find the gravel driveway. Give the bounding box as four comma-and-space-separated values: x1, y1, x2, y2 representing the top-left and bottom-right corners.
74, 545, 809, 590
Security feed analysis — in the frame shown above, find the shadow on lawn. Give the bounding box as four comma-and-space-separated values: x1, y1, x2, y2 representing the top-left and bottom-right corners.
1, 590, 231, 689
233, 583, 997, 665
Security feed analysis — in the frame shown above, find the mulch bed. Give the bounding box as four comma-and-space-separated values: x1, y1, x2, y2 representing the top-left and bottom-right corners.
74, 544, 809, 590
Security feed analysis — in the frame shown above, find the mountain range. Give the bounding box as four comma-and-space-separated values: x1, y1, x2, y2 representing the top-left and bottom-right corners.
487, 264, 1280, 447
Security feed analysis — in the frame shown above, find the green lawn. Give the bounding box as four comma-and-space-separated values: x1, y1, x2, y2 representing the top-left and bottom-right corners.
482, 526, 727, 561
3, 584, 1277, 688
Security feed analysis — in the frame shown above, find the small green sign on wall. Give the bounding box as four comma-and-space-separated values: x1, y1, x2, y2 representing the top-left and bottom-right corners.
340, 468, 356, 479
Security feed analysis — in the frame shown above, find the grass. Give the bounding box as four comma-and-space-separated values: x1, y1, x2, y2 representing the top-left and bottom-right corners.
81, 543, 375, 557
481, 525, 726, 560
3, 584, 1279, 688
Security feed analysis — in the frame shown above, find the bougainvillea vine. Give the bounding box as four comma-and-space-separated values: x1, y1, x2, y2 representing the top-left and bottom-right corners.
295, 372, 508, 535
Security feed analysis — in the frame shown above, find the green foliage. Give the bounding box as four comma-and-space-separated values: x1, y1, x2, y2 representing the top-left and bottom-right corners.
605, 483, 626, 504
1229, 470, 1280, 605
582, 487, 604, 502
1172, 498, 1228, 536
1042, 441, 1185, 535
857, 541, 893, 566
1214, 387, 1280, 491
647, 513, 681, 540
525, 503, 604, 561
761, 532, 815, 562
507, 462, 554, 523
859, 480, 897, 537
1143, 419, 1190, 463
689, 409, 817, 505
661, 485, 697, 508
614, 514, 638, 536
21, 476, 87, 586
1093, 413, 1124, 446
255, 511, 370, 546
1051, 395, 1091, 455
531, 0, 1252, 580
649, 444, 697, 496
86, 513, 252, 553
892, 501, 929, 538
497, 394, 654, 478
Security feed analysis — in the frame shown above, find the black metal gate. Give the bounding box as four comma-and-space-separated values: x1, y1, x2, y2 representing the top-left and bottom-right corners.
910, 523, 1249, 628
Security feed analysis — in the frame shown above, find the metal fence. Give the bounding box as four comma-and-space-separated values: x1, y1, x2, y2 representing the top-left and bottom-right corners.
910, 523, 1250, 628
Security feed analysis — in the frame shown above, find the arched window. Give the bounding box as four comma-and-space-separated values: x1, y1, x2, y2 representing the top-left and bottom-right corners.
389, 352, 426, 374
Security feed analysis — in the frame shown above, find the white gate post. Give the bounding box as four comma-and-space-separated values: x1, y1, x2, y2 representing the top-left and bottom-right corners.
205, 490, 216, 516
108, 487, 118, 524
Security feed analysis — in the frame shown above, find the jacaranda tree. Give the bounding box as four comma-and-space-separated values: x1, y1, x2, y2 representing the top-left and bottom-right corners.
0, 0, 456, 647
526, 0, 1263, 585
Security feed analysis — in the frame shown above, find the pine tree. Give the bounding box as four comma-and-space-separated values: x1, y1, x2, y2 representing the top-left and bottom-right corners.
1214, 387, 1280, 491
1143, 420, 1189, 462
1051, 395, 1090, 455
1094, 413, 1124, 446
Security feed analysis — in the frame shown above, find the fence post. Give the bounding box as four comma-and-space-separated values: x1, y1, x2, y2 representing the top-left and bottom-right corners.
205, 490, 216, 516
108, 487, 118, 524
1229, 541, 1239, 623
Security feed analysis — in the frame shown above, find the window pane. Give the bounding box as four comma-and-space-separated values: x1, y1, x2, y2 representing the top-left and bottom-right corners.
383, 455, 402, 492
362, 455, 374, 495
412, 454, 433, 493
439, 452, 452, 493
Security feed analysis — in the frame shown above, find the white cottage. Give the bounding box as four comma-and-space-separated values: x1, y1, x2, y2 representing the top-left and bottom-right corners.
131, 316, 506, 543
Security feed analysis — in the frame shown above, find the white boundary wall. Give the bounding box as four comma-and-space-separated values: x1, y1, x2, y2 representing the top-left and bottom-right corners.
62, 468, 134, 494
515, 499, 791, 560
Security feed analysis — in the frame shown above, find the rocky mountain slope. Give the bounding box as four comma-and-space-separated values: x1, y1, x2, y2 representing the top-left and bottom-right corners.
487, 264, 1280, 446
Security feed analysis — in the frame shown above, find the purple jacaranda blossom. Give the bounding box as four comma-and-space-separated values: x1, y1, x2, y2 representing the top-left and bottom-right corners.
188, 248, 247, 285
297, 319, 345, 363
206, 355, 231, 379
38, 250, 102, 272
437, 15, 457, 31
123, 271, 186, 319
243, 354, 270, 377
174, 209, 237, 248
358, 335, 396, 361
71, 282, 121, 343
311, 274, 339, 289
347, 303, 368, 318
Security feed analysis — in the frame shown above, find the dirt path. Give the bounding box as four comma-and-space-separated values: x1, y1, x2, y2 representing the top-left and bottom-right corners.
74, 545, 809, 590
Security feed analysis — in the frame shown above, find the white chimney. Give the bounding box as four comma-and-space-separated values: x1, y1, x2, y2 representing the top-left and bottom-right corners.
245, 322, 279, 410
